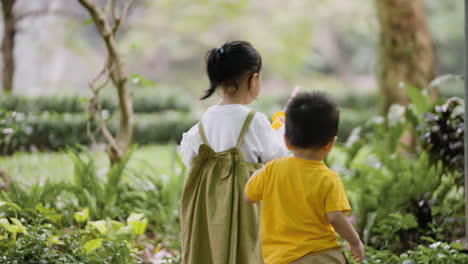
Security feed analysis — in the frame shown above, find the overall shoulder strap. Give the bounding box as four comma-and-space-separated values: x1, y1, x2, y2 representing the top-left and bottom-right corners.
236, 110, 256, 149
198, 121, 209, 146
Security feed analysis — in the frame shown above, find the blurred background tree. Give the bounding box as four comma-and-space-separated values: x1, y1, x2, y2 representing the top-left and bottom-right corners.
376, 0, 435, 113
1, 0, 16, 93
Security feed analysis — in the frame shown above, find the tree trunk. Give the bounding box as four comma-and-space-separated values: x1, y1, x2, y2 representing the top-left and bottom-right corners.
1, 0, 16, 93
77, 0, 133, 164
0, 168, 12, 191
376, 0, 436, 113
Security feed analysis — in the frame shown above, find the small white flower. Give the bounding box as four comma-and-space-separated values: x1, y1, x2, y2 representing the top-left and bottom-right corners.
429, 241, 442, 249
2, 128, 13, 135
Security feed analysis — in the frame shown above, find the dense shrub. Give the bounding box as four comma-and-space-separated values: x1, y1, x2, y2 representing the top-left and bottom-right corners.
0, 111, 196, 154
0, 207, 142, 264
327, 88, 465, 254
419, 97, 464, 176
0, 92, 190, 114
347, 242, 468, 264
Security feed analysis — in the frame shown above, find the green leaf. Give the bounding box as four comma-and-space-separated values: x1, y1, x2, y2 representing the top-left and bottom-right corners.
0, 218, 14, 233
400, 214, 418, 230
127, 212, 148, 235
83, 238, 103, 252
406, 84, 430, 115
130, 74, 156, 88
88, 220, 108, 235
74, 208, 89, 223
10, 218, 27, 234
421, 236, 436, 243
48, 236, 62, 245
83, 18, 93, 26
0, 201, 21, 211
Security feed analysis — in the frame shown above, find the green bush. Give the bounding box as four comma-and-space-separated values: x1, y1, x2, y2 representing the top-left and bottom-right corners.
347, 242, 468, 264
0, 111, 196, 154
0, 204, 143, 264
0, 92, 190, 114
419, 98, 464, 176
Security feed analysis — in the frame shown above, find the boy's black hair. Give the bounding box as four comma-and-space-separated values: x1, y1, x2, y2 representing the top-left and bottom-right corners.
285, 91, 339, 148
202, 40, 262, 100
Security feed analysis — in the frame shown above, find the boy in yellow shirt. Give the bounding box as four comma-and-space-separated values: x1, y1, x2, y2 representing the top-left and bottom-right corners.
244, 91, 364, 264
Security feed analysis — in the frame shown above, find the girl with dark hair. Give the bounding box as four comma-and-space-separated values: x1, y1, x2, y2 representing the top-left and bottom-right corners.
180, 41, 289, 264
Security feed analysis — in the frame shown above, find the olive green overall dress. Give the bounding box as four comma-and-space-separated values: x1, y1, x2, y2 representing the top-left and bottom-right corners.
181, 110, 263, 264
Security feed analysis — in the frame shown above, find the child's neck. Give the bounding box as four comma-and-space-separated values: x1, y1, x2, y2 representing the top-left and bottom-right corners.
291, 148, 327, 162
219, 96, 247, 105
218, 85, 252, 105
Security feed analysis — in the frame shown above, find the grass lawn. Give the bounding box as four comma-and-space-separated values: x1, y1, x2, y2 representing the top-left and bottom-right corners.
0, 144, 177, 185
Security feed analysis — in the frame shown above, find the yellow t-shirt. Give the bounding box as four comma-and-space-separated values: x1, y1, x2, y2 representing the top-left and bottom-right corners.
245, 157, 351, 264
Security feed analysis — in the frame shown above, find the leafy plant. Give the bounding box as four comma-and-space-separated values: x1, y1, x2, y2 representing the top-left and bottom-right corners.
347, 242, 468, 264
0, 200, 148, 263
66, 146, 136, 220
419, 97, 464, 177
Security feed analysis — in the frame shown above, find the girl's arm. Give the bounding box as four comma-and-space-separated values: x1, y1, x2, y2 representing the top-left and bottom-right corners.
179, 126, 200, 168
254, 113, 291, 162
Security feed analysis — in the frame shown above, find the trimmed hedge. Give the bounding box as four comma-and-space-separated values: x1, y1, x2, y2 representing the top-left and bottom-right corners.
0, 111, 196, 154
0, 92, 190, 114
1, 109, 371, 154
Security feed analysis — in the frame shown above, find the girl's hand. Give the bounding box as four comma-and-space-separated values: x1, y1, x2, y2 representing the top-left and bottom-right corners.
271, 111, 285, 130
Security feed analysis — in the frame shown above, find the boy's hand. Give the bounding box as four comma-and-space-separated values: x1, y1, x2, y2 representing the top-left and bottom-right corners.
350, 241, 365, 263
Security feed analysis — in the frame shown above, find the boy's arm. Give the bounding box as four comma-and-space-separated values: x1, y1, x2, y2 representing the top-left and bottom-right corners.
327, 211, 365, 263
244, 169, 263, 203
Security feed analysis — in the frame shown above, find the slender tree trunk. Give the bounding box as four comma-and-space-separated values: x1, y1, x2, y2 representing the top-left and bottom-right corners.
77, 0, 133, 164
376, 0, 436, 113
1, 0, 16, 93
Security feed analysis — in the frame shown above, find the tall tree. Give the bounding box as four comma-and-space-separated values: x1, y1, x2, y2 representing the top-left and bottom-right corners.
1, 0, 17, 93
376, 0, 436, 113
77, 0, 134, 164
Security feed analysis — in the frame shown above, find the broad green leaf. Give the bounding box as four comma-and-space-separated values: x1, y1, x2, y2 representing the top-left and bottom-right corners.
127, 212, 148, 235
118, 225, 133, 234
74, 208, 89, 223
0, 218, 14, 233
111, 220, 125, 230
48, 236, 62, 244
10, 218, 27, 234
0, 201, 21, 211
36, 203, 62, 224
88, 220, 108, 235
35, 203, 54, 214
83, 238, 103, 252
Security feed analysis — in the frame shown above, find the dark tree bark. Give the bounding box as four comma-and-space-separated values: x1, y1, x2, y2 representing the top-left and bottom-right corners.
376, 0, 436, 113
1, 0, 17, 93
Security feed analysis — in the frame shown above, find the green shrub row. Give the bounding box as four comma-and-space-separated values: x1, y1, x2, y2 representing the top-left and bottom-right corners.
0, 108, 371, 154
0, 92, 190, 114
0, 111, 196, 154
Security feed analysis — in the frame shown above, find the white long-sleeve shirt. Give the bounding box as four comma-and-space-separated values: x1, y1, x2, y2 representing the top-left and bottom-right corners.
180, 104, 290, 168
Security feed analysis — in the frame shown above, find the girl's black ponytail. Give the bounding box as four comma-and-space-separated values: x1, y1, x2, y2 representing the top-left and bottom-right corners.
202, 48, 223, 100
201, 41, 262, 100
